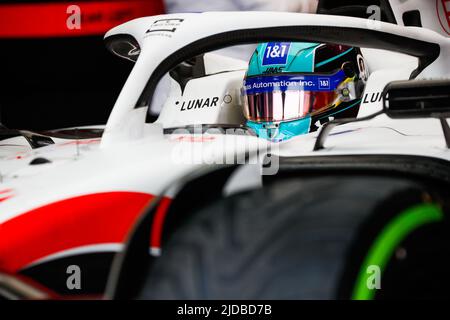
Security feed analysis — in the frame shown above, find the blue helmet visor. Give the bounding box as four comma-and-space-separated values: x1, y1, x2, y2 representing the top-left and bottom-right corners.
243, 69, 351, 123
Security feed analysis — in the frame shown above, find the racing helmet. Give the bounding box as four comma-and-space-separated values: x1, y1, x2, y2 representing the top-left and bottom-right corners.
242, 42, 369, 142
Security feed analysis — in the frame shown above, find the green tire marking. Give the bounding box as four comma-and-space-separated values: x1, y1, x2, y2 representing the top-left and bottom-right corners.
352, 203, 444, 300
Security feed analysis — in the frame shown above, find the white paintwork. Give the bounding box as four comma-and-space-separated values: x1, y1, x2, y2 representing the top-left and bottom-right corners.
1, 8, 450, 266
389, 0, 450, 37
360, 48, 417, 75
203, 52, 248, 74
0, 130, 269, 223
101, 11, 450, 147
223, 163, 263, 197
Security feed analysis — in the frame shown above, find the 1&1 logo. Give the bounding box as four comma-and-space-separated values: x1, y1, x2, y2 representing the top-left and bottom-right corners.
262, 42, 291, 66
319, 78, 330, 90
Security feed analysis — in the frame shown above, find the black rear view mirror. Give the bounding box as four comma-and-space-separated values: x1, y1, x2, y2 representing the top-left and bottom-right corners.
383, 80, 450, 148
383, 80, 450, 118
314, 80, 450, 151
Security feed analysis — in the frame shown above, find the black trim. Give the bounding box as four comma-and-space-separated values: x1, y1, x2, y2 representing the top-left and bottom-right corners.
1, 127, 102, 148
40, 128, 104, 140
146, 28, 177, 33
20, 252, 115, 296
104, 34, 140, 63
275, 154, 450, 183
383, 80, 450, 118
0, 128, 55, 149
382, 80, 450, 148
168, 55, 206, 95
29, 157, 52, 165
154, 18, 184, 23
440, 117, 450, 149
135, 26, 440, 108
380, 0, 397, 24
317, 0, 397, 24
403, 10, 423, 27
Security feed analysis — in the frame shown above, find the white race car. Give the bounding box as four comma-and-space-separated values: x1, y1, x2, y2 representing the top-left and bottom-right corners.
0, 0, 449, 300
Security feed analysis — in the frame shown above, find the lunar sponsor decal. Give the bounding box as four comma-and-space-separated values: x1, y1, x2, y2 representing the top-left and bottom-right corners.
437, 0, 450, 35
146, 18, 184, 38
178, 97, 220, 111
362, 92, 383, 104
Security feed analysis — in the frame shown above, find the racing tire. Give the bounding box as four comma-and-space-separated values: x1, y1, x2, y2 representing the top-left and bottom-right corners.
137, 176, 449, 299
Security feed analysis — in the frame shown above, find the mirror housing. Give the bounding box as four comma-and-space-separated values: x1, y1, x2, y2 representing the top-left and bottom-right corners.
383, 80, 450, 148
383, 80, 450, 118
314, 80, 450, 151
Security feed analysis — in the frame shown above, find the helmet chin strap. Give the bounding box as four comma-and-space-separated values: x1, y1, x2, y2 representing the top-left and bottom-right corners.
263, 123, 280, 139
267, 128, 280, 139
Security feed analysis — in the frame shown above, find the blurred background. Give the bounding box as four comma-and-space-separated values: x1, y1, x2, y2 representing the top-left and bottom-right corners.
0, 0, 437, 130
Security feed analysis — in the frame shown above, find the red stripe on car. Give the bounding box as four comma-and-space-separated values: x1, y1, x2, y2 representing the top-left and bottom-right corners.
0, 192, 154, 272
0, 0, 165, 38
150, 197, 173, 250
0, 196, 13, 203
0, 189, 13, 195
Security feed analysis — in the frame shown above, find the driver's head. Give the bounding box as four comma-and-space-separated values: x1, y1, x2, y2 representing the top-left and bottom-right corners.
242, 42, 368, 142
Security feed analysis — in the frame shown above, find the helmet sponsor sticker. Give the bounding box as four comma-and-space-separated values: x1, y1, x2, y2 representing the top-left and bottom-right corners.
244, 70, 346, 95
262, 42, 291, 66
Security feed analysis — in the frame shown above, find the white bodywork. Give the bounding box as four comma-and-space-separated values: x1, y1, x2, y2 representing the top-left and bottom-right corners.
391, 0, 450, 37
0, 5, 449, 283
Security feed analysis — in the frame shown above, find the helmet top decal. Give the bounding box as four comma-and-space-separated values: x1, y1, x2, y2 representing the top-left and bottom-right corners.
262, 42, 292, 66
